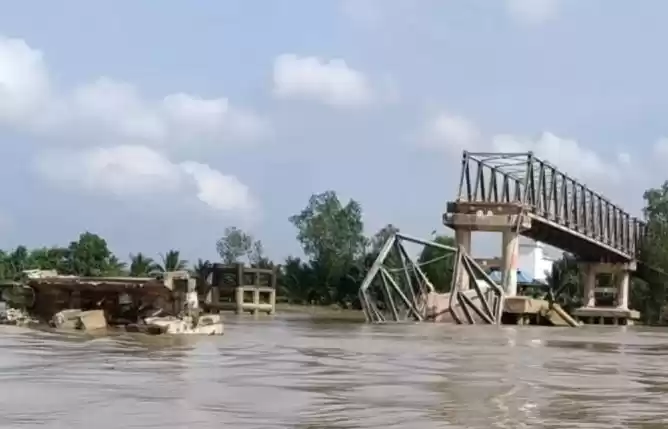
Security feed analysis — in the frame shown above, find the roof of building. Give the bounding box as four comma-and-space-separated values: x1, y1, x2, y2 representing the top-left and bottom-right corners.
487, 268, 548, 286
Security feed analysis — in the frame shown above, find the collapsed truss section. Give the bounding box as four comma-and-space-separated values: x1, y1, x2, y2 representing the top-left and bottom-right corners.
358, 233, 505, 325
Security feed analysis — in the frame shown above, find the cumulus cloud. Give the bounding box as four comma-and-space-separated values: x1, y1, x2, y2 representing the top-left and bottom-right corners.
272, 53, 393, 108
34, 145, 257, 215
417, 111, 631, 186
418, 112, 482, 153
0, 35, 262, 217
0, 36, 267, 147
505, 0, 560, 26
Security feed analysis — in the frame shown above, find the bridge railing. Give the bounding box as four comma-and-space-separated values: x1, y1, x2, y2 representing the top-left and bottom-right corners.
455, 151, 646, 259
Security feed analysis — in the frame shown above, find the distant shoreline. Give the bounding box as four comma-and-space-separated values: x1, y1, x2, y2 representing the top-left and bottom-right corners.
275, 303, 366, 321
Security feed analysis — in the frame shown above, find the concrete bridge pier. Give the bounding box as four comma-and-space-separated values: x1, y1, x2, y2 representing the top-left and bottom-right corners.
573, 262, 640, 325
445, 202, 531, 297
501, 229, 520, 297
455, 229, 471, 291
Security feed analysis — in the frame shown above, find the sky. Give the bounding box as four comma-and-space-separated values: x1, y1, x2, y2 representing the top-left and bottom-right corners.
0, 0, 667, 264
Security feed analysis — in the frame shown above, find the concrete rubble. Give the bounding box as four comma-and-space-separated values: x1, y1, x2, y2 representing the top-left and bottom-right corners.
0, 270, 224, 336
0, 304, 38, 326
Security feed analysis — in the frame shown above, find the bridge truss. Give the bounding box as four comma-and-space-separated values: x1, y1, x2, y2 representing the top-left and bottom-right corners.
448, 152, 646, 262
358, 233, 504, 324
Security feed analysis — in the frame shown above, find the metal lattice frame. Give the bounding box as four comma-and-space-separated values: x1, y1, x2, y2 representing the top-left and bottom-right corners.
451, 152, 646, 261
358, 233, 505, 325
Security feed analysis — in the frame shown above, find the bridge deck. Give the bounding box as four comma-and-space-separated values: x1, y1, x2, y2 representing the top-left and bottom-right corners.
444, 152, 646, 263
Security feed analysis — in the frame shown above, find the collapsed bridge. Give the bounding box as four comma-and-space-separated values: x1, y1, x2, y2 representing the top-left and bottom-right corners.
360, 151, 651, 326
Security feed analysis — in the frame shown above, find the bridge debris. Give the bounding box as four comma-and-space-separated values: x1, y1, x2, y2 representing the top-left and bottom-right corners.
0, 270, 224, 335
358, 233, 505, 325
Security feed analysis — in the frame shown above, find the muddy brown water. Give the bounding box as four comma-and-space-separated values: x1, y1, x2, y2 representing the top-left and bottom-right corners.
1, 314, 668, 428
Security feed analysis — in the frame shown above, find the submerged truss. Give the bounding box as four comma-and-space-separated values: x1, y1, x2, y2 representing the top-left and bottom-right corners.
358, 233, 505, 325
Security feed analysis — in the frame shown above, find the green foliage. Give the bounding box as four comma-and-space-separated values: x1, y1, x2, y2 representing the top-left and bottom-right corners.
129, 253, 158, 277
544, 253, 582, 312
156, 250, 188, 272
418, 235, 456, 292
285, 191, 368, 306
216, 227, 252, 264
66, 232, 115, 276
4, 183, 668, 321
191, 258, 212, 279
215, 226, 265, 266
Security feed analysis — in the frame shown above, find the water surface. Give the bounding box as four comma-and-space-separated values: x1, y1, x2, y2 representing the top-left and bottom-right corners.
1, 314, 667, 428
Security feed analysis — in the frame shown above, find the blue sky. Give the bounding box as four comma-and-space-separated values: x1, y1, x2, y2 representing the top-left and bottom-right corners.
0, 0, 666, 263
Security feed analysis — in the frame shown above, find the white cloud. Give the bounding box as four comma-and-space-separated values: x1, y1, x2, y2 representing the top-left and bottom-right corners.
491, 132, 616, 182
505, 0, 560, 26
0, 35, 263, 218
0, 35, 268, 148
0, 37, 50, 125
272, 54, 384, 108
653, 138, 668, 158
418, 111, 629, 185
34, 145, 257, 215
418, 112, 481, 153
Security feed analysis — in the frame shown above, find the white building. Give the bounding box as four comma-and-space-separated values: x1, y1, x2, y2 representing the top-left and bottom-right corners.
517, 239, 560, 283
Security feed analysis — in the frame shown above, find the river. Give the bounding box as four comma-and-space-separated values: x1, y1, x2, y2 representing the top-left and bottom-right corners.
0, 314, 667, 428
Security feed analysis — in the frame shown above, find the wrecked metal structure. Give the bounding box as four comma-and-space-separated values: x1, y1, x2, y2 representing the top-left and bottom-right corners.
359, 149, 655, 327
0, 270, 223, 335
359, 232, 579, 327
358, 233, 505, 325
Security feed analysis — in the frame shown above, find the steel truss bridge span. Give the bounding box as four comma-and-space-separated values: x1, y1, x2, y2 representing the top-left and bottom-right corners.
446, 151, 646, 264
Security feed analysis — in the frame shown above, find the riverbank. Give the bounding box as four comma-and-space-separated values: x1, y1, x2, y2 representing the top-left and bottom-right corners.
275, 303, 366, 322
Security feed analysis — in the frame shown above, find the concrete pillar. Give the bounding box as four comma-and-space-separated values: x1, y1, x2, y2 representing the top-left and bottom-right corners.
252, 288, 260, 316
582, 265, 596, 307
501, 230, 519, 297
455, 229, 471, 290
268, 288, 276, 315
616, 269, 629, 310
234, 286, 244, 314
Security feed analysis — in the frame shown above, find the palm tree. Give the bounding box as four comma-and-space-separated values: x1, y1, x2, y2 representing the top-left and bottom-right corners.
191, 259, 212, 281
106, 255, 128, 276
156, 250, 188, 273
545, 253, 582, 310
129, 253, 158, 277
191, 258, 213, 296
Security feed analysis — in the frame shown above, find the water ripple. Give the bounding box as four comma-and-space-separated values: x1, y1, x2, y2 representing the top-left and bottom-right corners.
0, 319, 667, 427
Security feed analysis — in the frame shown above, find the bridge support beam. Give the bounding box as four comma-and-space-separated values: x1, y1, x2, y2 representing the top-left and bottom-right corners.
455, 230, 471, 290
582, 264, 596, 307
501, 230, 519, 297
616, 268, 630, 310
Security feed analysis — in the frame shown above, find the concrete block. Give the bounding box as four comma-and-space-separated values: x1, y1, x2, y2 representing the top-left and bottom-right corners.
426, 292, 450, 322
52, 309, 82, 329
77, 310, 107, 330
503, 297, 546, 314
144, 314, 224, 335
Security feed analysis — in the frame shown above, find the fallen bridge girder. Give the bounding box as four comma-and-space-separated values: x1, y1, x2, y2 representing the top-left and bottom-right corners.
358, 233, 504, 325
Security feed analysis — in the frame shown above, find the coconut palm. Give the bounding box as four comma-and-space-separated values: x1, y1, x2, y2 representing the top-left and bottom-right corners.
191, 258, 212, 281
106, 255, 128, 276
129, 252, 159, 277
156, 250, 188, 273
544, 253, 582, 310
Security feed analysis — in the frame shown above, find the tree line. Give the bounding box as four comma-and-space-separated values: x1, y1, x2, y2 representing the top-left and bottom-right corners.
2, 184, 668, 321
0, 191, 451, 309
